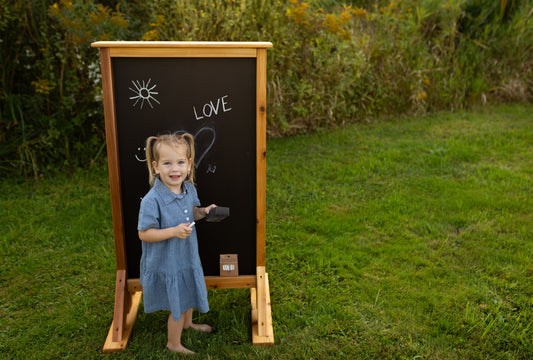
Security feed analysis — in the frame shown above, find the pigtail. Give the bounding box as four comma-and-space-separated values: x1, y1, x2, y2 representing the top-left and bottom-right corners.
145, 136, 158, 187
181, 133, 196, 185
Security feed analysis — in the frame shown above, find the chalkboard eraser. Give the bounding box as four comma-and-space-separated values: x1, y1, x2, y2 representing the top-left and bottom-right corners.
206, 207, 230, 222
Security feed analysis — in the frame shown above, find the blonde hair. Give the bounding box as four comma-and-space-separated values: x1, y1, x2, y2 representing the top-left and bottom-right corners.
145, 133, 196, 187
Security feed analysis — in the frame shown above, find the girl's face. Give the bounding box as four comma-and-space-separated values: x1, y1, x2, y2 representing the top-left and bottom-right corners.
152, 143, 192, 194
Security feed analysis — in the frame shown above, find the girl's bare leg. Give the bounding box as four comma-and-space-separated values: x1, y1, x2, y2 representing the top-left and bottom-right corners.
183, 308, 213, 333
167, 312, 194, 354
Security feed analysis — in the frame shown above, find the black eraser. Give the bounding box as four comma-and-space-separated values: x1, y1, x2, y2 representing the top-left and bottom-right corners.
206, 207, 230, 222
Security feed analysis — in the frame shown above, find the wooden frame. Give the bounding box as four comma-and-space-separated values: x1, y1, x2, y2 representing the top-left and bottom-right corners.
92, 41, 273, 352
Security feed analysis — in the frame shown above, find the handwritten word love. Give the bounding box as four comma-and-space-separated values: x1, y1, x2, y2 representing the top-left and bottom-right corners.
193, 95, 232, 120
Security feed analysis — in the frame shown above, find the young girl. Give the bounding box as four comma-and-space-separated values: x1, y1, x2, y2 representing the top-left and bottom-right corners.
137, 133, 215, 354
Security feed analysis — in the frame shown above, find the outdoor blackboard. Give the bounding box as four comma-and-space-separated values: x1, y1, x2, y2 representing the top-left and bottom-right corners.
113, 57, 256, 277
93, 42, 274, 351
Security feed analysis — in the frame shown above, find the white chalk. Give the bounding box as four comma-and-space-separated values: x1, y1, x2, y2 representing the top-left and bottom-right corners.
188, 221, 195, 228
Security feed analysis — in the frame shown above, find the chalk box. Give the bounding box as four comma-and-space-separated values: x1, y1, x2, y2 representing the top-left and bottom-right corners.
220, 254, 239, 277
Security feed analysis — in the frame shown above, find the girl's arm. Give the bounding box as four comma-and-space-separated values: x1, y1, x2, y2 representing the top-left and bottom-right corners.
138, 224, 193, 243
139, 205, 216, 242
194, 204, 217, 221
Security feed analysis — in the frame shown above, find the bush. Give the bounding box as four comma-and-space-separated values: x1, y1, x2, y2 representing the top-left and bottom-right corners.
0, 0, 128, 179
1, 0, 532, 177
140, 0, 533, 136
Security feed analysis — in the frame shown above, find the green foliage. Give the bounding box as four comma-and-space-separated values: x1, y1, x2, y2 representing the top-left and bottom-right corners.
0, 0, 128, 179
139, 0, 533, 137
1, 0, 532, 177
140, 0, 376, 135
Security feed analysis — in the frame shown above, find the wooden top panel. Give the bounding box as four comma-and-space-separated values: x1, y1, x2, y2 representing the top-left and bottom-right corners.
91, 41, 273, 48
91, 42, 272, 58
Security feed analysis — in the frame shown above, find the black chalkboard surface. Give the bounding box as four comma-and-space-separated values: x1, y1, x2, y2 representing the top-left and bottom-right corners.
112, 57, 257, 277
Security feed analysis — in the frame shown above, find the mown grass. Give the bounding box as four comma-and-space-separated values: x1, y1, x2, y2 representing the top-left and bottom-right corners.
1, 104, 532, 359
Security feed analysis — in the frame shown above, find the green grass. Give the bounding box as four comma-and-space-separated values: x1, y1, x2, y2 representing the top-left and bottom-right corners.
1, 104, 532, 359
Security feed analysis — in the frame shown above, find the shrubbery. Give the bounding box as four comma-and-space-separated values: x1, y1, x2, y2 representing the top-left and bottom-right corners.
1, 0, 532, 177
1, 0, 130, 178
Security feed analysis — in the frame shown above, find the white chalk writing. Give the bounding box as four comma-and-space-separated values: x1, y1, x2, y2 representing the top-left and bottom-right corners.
193, 95, 232, 120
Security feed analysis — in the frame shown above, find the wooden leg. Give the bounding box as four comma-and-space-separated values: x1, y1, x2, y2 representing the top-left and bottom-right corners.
112, 270, 126, 342
251, 266, 274, 345
103, 270, 142, 353
103, 291, 142, 353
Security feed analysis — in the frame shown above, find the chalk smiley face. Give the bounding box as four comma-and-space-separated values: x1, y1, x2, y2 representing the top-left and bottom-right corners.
135, 146, 147, 162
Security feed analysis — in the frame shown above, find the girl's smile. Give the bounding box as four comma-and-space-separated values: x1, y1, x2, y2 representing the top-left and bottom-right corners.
153, 144, 192, 194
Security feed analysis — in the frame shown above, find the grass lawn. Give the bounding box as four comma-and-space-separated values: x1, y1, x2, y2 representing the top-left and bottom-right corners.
1, 104, 532, 359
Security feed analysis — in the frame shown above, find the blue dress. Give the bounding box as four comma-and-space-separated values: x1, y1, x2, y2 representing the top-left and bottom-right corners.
137, 178, 209, 321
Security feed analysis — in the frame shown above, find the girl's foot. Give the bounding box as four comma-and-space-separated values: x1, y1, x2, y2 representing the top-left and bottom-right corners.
167, 344, 195, 355
186, 323, 213, 333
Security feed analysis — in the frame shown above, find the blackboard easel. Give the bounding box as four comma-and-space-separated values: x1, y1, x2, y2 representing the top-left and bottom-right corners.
91, 41, 274, 353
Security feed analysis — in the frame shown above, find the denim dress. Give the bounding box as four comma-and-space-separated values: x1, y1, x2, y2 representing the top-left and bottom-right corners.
137, 178, 209, 321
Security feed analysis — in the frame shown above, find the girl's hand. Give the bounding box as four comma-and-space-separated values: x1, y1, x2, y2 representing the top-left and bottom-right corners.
174, 223, 193, 239
193, 204, 217, 220
204, 204, 217, 216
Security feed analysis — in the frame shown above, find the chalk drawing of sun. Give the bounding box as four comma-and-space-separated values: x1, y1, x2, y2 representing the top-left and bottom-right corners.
129, 79, 160, 109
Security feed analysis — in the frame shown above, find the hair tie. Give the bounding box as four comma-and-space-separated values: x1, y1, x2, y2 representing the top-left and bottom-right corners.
155, 136, 158, 140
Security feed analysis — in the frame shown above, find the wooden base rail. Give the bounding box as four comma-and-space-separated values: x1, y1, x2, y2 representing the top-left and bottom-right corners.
103, 268, 273, 353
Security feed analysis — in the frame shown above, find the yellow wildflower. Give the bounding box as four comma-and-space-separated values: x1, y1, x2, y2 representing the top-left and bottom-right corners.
31, 79, 55, 95
353, 7, 367, 20
287, 0, 311, 26
142, 29, 159, 41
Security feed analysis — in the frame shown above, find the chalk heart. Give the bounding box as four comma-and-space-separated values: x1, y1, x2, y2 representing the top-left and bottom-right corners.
176, 127, 216, 169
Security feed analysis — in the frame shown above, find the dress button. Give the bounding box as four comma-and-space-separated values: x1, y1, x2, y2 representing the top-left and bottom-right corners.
184, 209, 188, 213
186, 217, 190, 221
